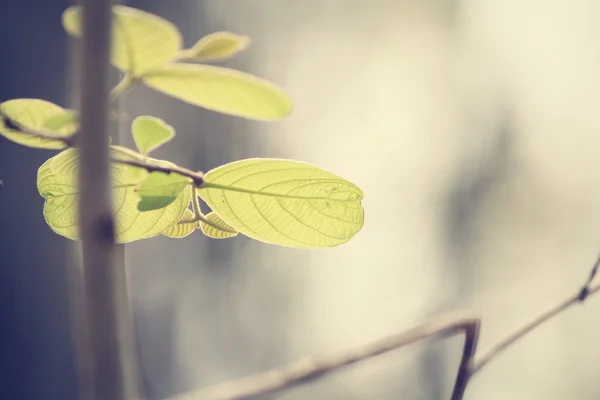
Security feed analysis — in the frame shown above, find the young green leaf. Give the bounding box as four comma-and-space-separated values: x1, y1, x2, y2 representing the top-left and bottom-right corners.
62, 5, 182, 76
197, 159, 364, 248
162, 209, 198, 238
37, 149, 190, 243
142, 63, 293, 120
189, 31, 250, 62
0, 99, 74, 149
43, 109, 78, 131
199, 212, 238, 239
136, 172, 190, 211
131, 116, 175, 155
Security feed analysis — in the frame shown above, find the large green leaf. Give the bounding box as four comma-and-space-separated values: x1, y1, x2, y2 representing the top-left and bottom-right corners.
131, 116, 175, 155
62, 5, 182, 76
143, 63, 293, 120
189, 31, 250, 62
37, 148, 190, 243
0, 99, 74, 149
136, 172, 190, 211
197, 159, 364, 248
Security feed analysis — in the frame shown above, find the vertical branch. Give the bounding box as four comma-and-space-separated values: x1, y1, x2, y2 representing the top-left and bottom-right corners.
76, 0, 134, 399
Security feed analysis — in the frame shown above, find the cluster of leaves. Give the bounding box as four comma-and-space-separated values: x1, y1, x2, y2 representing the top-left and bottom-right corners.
0, 6, 364, 249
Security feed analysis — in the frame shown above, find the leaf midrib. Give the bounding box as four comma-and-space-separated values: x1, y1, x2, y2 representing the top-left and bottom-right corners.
201, 180, 362, 202
44, 182, 138, 198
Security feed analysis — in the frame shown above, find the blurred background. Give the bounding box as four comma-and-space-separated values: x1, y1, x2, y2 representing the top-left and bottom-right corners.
2, 0, 600, 399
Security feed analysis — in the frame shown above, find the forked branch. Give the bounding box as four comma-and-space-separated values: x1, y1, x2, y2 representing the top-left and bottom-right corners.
170, 312, 479, 400
168, 258, 600, 400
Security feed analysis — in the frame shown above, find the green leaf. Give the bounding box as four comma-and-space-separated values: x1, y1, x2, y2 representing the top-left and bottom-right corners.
37, 149, 190, 243
163, 209, 198, 238
62, 5, 182, 76
43, 109, 78, 131
143, 63, 293, 120
189, 31, 250, 61
136, 172, 190, 211
0, 99, 74, 149
197, 159, 364, 248
131, 116, 175, 155
199, 211, 238, 239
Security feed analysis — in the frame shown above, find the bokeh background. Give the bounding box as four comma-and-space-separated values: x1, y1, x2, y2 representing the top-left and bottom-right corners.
2, 0, 600, 399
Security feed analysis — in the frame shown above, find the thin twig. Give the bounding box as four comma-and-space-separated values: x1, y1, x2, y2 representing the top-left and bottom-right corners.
167, 257, 600, 400
471, 280, 600, 375
110, 157, 204, 187
110, 74, 136, 102
578, 252, 600, 300
450, 316, 479, 400
167, 312, 480, 400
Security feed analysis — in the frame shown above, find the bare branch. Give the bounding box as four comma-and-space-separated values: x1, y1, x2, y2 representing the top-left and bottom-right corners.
167, 255, 600, 400
168, 312, 480, 400
110, 157, 204, 187
578, 252, 600, 301
472, 280, 600, 375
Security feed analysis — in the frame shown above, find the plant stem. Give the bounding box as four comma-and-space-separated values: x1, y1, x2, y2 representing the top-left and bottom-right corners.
110, 74, 135, 102
77, 0, 128, 399
177, 189, 228, 232
191, 187, 202, 216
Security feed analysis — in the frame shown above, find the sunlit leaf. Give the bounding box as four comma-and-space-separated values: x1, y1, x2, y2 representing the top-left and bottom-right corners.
189, 31, 250, 61
197, 159, 364, 248
0, 99, 73, 149
131, 116, 175, 155
62, 5, 182, 76
163, 209, 198, 238
43, 109, 78, 131
143, 63, 293, 120
37, 149, 190, 243
136, 172, 190, 211
199, 212, 238, 239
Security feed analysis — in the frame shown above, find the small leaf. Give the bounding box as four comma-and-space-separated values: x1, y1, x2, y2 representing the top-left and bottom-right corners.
38, 149, 190, 243
131, 116, 175, 155
136, 172, 190, 211
199, 212, 238, 239
197, 159, 364, 248
0, 99, 74, 149
143, 63, 293, 120
62, 5, 182, 76
190, 31, 250, 61
43, 109, 78, 131
163, 209, 198, 238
